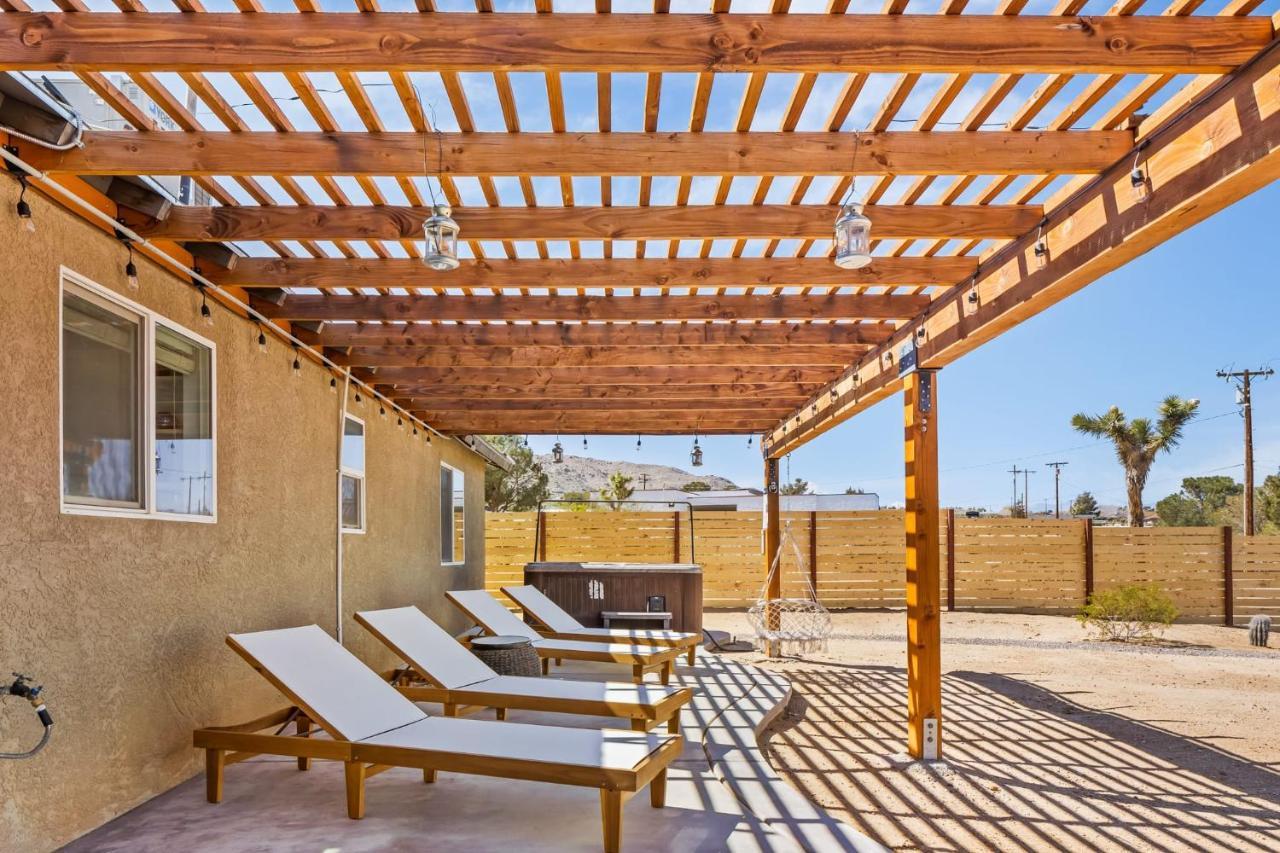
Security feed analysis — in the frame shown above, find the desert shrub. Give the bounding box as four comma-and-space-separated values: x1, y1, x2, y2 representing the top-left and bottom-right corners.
1078, 584, 1179, 642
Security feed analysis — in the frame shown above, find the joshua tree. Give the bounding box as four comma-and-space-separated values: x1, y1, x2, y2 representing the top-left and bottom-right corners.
1071, 396, 1199, 527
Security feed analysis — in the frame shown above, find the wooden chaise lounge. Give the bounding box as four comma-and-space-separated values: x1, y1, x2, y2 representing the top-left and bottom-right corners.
193, 625, 681, 853
447, 589, 683, 684
502, 584, 701, 665
355, 606, 693, 733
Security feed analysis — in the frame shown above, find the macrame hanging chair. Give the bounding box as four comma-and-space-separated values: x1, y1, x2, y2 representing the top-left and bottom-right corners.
747, 520, 833, 654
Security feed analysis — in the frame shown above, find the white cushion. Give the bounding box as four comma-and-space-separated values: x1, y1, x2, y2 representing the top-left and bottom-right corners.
356, 606, 496, 690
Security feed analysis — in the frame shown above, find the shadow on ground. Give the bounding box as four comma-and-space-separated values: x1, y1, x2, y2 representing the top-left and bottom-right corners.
760, 662, 1280, 853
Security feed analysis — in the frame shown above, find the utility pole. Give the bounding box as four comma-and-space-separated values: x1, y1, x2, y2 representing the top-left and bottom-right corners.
1218, 367, 1274, 535
1046, 462, 1069, 519
1008, 466, 1022, 517
1023, 468, 1036, 518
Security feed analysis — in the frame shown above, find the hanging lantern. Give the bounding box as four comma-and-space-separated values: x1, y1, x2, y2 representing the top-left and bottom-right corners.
422, 203, 460, 271
690, 437, 703, 468
833, 202, 872, 269
551, 441, 564, 464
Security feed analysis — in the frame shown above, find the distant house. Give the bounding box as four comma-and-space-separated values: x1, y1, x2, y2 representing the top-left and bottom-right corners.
571, 488, 880, 512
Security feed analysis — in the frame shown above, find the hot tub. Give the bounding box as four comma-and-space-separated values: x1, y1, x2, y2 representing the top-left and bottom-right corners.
523, 562, 703, 634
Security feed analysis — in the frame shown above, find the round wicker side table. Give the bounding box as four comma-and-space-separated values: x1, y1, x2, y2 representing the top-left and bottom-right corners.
469, 635, 542, 677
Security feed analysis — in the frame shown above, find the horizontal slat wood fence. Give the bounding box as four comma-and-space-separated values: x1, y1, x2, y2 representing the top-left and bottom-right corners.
484, 510, 1280, 625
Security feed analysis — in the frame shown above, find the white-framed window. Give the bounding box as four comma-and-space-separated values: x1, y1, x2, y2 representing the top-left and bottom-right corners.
440, 463, 465, 565
59, 268, 216, 522
340, 415, 366, 534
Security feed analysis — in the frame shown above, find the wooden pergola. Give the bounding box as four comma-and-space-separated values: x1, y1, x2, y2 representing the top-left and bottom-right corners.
2, 2, 1276, 762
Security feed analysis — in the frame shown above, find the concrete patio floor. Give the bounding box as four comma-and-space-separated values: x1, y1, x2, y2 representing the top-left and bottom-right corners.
65, 650, 885, 853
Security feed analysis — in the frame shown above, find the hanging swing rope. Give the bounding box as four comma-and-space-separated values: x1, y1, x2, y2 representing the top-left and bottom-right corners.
747, 520, 833, 655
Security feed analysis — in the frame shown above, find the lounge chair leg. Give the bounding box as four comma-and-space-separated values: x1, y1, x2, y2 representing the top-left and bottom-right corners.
443, 703, 457, 717
495, 707, 506, 721
297, 717, 312, 771
600, 789, 623, 853
423, 769, 437, 784
541, 658, 550, 675
632, 664, 643, 683
667, 714, 680, 734
649, 770, 668, 808
630, 718, 647, 732
555, 657, 562, 666
686, 645, 696, 666
344, 761, 367, 820
660, 661, 672, 686
205, 748, 225, 804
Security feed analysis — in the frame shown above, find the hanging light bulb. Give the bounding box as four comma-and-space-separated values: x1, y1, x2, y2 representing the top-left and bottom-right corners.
256, 325, 268, 353
552, 441, 564, 464
1130, 165, 1149, 202
1033, 222, 1049, 270
397, 416, 404, 429
636, 435, 642, 451
354, 389, 362, 404
198, 287, 214, 327
329, 376, 338, 394
833, 201, 873, 269
422, 203, 460, 270
124, 244, 139, 292
15, 176, 34, 233
690, 435, 703, 468
582, 436, 588, 450
379, 403, 386, 418
291, 346, 302, 378
747, 435, 753, 447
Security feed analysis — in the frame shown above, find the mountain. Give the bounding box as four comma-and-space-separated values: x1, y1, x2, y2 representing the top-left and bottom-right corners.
536, 454, 738, 496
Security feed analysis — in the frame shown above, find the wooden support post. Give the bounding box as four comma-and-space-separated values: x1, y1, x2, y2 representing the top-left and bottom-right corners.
1083, 518, 1095, 603
205, 748, 225, 803
1223, 525, 1234, 627
945, 508, 956, 612
808, 510, 819, 597
903, 369, 941, 761
764, 456, 781, 658
537, 509, 547, 561
296, 717, 311, 771
673, 510, 681, 563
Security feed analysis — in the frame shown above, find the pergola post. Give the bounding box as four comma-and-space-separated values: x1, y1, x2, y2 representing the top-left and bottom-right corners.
763, 456, 781, 658
903, 369, 942, 760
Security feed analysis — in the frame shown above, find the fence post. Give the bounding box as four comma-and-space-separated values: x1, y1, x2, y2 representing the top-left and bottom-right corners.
945, 509, 956, 612
537, 510, 547, 562
673, 511, 681, 563
1223, 525, 1234, 627
809, 510, 819, 596
1082, 518, 1094, 603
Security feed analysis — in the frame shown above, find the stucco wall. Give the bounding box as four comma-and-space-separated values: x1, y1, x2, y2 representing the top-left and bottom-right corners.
0, 179, 487, 850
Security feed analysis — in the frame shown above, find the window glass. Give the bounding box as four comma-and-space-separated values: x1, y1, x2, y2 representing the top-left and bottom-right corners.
441, 465, 464, 563
62, 290, 143, 507
154, 325, 214, 516
341, 474, 362, 530
342, 417, 365, 474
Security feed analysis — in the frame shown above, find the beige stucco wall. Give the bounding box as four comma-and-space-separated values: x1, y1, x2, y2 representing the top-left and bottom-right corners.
0, 179, 487, 850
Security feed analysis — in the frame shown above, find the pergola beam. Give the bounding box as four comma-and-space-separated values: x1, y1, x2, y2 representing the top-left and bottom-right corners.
392, 397, 806, 412
136, 203, 1044, 243
764, 37, 1280, 457
384, 383, 825, 400
308, 322, 896, 349
415, 414, 780, 435
260, 293, 932, 322
219, 257, 972, 290
2, 14, 1269, 74
26, 130, 1134, 178
337, 345, 867, 368
369, 365, 845, 385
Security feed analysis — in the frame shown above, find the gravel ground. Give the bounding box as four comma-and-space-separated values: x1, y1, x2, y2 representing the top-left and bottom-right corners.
704, 610, 1280, 853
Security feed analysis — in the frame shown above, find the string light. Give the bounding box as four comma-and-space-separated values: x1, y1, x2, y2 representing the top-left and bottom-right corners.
747, 435, 753, 447
582, 435, 588, 450
636, 435, 642, 451
1130, 144, 1151, 203
1033, 220, 1049, 270
124, 244, 139, 291
256, 323, 268, 353
329, 376, 338, 394
354, 389, 362, 404
552, 439, 564, 464
690, 434, 703, 468
397, 416, 403, 429
15, 175, 33, 233
291, 345, 302, 378
379, 403, 386, 418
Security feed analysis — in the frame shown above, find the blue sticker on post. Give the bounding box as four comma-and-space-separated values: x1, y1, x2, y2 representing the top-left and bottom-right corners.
898, 337, 918, 376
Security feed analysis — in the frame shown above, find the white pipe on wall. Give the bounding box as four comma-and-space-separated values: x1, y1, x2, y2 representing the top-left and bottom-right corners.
336, 370, 351, 643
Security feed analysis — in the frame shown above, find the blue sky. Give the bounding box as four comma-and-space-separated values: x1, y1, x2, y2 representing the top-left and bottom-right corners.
528, 180, 1280, 511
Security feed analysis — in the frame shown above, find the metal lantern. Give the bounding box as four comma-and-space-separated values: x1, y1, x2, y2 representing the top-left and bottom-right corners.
422, 203, 460, 271
690, 438, 703, 468
833, 202, 872, 269
551, 441, 564, 464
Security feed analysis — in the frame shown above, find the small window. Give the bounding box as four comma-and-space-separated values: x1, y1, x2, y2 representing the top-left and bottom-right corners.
61, 273, 216, 521
440, 464, 465, 565
340, 416, 365, 533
